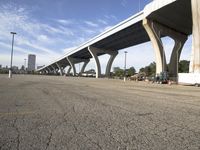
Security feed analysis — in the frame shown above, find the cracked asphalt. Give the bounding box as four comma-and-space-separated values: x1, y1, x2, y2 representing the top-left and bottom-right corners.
0, 74, 200, 150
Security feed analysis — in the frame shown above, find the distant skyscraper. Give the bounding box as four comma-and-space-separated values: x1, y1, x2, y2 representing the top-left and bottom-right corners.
27, 54, 36, 71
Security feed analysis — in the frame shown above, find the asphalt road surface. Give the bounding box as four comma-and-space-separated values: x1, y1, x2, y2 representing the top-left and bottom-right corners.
0, 74, 200, 150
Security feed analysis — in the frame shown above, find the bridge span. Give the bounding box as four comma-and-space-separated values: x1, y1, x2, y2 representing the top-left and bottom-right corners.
37, 0, 199, 81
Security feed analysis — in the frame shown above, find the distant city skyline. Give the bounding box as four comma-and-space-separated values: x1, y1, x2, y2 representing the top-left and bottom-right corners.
0, 0, 192, 72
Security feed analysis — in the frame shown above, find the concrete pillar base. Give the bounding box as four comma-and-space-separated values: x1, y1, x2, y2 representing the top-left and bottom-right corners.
8, 70, 12, 78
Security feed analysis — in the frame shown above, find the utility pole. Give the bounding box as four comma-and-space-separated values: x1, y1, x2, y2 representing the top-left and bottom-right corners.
124, 51, 128, 82
9, 32, 17, 78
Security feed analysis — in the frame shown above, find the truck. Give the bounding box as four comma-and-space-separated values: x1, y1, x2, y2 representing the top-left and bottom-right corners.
178, 73, 200, 87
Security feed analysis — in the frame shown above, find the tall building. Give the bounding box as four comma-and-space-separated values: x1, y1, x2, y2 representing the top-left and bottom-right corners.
27, 54, 36, 71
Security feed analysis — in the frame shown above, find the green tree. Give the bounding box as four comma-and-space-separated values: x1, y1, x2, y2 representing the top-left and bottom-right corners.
113, 67, 124, 77
139, 62, 156, 76
127, 67, 136, 76
179, 60, 189, 73
139, 60, 190, 76
139, 67, 145, 73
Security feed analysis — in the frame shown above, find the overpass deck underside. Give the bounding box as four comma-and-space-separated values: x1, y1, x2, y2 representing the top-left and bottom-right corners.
147, 0, 192, 35
70, 21, 150, 59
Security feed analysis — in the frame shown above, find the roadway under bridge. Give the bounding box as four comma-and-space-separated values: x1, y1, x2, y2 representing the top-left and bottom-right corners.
37, 0, 200, 81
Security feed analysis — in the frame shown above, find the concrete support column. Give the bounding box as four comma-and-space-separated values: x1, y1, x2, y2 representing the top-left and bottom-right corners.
143, 19, 166, 75
143, 18, 187, 81
168, 38, 187, 80
51, 65, 57, 74
42, 70, 46, 74
88, 46, 101, 78
67, 57, 76, 76
56, 63, 63, 76
105, 51, 118, 77
44, 69, 48, 74
190, 0, 200, 73
80, 60, 90, 74
67, 66, 71, 75
88, 46, 118, 78
66, 57, 89, 76
47, 67, 51, 74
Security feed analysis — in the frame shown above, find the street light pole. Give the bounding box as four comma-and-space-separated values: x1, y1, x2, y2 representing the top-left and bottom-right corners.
9, 32, 17, 78
79, 63, 80, 76
177, 50, 179, 83
124, 51, 128, 82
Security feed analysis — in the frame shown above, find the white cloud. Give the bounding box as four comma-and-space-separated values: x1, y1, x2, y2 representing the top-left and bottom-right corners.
78, 26, 96, 35
13, 36, 60, 56
104, 15, 118, 21
121, 0, 127, 7
102, 26, 113, 32
0, 41, 35, 54
57, 25, 74, 36
0, 4, 74, 40
0, 53, 24, 68
0, 4, 121, 68
24, 42, 60, 56
62, 46, 77, 54
0, 53, 58, 68
97, 19, 108, 25
84, 21, 99, 27
18, 8, 25, 13
37, 35, 48, 42
0, 4, 67, 65
56, 19, 74, 25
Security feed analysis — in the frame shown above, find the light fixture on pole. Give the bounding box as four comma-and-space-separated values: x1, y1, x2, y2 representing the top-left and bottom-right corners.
9, 32, 17, 78
124, 51, 128, 82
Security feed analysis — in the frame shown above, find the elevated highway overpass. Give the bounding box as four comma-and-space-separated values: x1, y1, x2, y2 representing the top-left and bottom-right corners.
38, 0, 199, 81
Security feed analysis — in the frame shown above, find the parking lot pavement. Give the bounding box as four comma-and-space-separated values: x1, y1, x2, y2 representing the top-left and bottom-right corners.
0, 74, 200, 150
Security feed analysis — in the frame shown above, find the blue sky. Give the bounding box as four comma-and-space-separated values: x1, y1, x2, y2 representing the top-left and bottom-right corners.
0, 0, 192, 72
